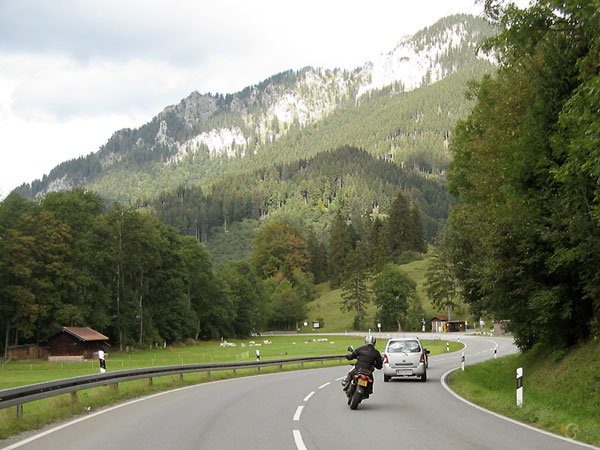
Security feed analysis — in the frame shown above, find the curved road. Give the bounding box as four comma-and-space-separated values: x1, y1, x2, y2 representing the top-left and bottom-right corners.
2, 334, 597, 450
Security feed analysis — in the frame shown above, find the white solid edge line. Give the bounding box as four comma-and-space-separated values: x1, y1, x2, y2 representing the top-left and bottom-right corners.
440, 368, 600, 450
304, 391, 315, 402
318, 382, 330, 389
293, 405, 304, 421
293, 430, 308, 450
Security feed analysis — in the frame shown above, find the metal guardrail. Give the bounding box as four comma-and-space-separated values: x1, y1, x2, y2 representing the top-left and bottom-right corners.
0, 354, 346, 417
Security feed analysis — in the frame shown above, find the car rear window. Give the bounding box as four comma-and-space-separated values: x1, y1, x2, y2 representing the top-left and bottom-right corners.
387, 340, 421, 353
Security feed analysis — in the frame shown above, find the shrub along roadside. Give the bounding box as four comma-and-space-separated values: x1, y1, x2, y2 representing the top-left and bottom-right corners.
448, 340, 600, 447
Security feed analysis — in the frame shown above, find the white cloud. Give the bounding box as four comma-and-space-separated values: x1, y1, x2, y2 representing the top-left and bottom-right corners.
1, 0, 529, 199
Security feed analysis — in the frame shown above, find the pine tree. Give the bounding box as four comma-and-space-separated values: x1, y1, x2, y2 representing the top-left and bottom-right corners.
341, 242, 371, 330
386, 191, 411, 261
328, 209, 354, 288
408, 204, 427, 253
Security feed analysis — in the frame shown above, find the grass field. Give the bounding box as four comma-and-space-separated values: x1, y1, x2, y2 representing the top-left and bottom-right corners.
0, 335, 462, 439
449, 340, 600, 447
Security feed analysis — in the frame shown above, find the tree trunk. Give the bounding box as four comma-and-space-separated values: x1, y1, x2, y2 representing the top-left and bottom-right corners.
447, 302, 451, 322
396, 318, 402, 332
139, 270, 144, 345
3, 322, 9, 360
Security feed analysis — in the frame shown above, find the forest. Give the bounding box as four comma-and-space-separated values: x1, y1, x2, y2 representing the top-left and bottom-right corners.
439, 0, 600, 350
147, 146, 452, 259
0, 185, 427, 357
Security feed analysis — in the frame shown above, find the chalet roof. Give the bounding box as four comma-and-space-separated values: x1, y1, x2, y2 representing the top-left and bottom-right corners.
48, 327, 109, 342
430, 316, 448, 321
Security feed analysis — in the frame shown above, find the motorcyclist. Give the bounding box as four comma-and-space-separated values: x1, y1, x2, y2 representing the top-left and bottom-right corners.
342, 335, 383, 394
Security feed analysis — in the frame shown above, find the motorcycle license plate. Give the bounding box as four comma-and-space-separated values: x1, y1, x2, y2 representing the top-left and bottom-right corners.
397, 369, 413, 376
358, 378, 368, 387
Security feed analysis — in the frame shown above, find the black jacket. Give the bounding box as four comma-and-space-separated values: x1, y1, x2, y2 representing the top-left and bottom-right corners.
346, 344, 383, 372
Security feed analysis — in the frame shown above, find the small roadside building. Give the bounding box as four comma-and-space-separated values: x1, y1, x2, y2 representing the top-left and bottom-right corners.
46, 327, 109, 361
6, 344, 47, 360
431, 316, 447, 333
431, 316, 467, 332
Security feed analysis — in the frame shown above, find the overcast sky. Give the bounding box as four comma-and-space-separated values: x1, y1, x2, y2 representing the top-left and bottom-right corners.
0, 0, 524, 200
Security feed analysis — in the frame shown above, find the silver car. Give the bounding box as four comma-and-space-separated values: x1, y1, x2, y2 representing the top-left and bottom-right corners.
382, 338, 430, 382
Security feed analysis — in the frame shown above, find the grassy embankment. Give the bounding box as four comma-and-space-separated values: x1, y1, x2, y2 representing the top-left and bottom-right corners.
0, 335, 462, 439
449, 340, 600, 447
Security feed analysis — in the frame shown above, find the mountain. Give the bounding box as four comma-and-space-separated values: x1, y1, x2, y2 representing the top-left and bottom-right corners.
15, 14, 496, 203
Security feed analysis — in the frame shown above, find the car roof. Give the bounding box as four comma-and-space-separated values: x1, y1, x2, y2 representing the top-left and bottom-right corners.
386, 337, 421, 342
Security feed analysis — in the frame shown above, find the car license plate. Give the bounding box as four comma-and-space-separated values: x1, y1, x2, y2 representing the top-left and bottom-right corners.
396, 369, 413, 376
358, 378, 368, 387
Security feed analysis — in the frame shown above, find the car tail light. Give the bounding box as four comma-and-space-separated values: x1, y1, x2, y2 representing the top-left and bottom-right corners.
420, 353, 425, 363
383, 354, 389, 364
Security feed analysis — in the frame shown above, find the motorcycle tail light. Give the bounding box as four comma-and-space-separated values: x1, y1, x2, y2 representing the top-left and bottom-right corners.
360, 374, 368, 380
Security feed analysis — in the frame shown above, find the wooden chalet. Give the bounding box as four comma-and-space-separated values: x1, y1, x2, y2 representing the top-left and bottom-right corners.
46, 327, 109, 361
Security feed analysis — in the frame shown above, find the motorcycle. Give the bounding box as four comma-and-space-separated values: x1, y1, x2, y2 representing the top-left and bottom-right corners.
344, 346, 374, 410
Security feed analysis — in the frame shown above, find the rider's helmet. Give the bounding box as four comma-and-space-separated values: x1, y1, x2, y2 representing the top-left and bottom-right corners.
364, 335, 376, 346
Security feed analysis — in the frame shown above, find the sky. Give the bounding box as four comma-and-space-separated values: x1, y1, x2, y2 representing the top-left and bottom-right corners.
0, 0, 524, 200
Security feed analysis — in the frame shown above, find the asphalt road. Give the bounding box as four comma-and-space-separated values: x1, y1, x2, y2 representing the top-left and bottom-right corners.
2, 334, 597, 450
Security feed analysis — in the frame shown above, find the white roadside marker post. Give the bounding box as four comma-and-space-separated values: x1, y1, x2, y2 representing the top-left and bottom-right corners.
461, 351, 465, 371
98, 350, 106, 373
446, 342, 449, 352
516, 367, 523, 407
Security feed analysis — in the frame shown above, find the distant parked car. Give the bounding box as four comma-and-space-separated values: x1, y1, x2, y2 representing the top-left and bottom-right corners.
382, 338, 430, 382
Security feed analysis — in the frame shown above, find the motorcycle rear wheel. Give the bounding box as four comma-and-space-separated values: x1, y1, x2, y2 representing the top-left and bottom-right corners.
349, 392, 362, 410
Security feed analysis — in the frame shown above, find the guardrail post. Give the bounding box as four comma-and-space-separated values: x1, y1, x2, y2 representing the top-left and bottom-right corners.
149, 377, 153, 386
16, 404, 23, 419
112, 383, 119, 393
71, 392, 78, 404
180, 373, 183, 382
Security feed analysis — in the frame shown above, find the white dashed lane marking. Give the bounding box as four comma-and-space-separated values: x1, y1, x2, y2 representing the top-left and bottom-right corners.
293, 405, 304, 421
293, 430, 308, 450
